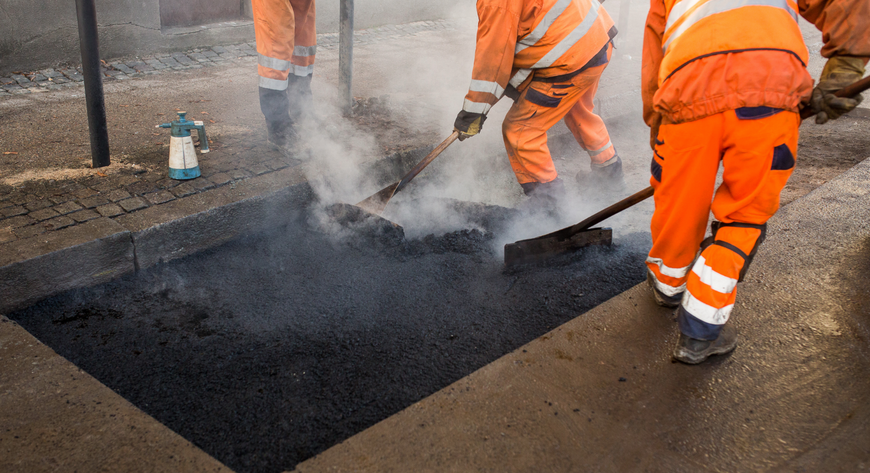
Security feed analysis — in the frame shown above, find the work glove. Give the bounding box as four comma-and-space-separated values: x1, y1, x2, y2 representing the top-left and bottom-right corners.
454, 110, 487, 141
811, 56, 867, 124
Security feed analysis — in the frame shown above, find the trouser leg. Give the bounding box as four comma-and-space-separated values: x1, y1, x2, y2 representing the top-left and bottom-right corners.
562, 44, 616, 166
677, 109, 799, 340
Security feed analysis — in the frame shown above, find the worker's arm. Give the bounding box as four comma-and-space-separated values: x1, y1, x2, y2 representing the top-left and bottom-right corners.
641, 0, 667, 150
800, 0, 870, 123
454, 4, 520, 140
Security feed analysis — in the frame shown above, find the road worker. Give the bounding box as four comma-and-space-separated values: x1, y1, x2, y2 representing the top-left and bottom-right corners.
643, 0, 869, 363
454, 0, 623, 204
251, 0, 317, 152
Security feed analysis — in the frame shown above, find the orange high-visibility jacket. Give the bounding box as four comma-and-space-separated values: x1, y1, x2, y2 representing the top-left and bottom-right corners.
642, 0, 870, 125
462, 0, 616, 116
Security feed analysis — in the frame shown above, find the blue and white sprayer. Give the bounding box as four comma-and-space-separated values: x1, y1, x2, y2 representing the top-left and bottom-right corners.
156, 111, 209, 180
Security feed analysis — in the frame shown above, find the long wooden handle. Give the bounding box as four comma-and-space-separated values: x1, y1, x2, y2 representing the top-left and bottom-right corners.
394, 130, 460, 195
799, 75, 870, 120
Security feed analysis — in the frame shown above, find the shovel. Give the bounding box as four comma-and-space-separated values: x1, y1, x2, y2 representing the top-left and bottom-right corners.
504, 75, 870, 267
356, 131, 460, 215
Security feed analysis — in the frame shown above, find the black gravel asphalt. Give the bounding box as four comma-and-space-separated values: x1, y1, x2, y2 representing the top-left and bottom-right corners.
10, 202, 651, 473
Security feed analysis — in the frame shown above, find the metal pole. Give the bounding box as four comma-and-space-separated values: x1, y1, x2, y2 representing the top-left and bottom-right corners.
75, 0, 111, 168
339, 0, 354, 115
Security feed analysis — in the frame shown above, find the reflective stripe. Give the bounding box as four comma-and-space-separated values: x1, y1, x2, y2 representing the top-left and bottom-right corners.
683, 292, 733, 325
516, 0, 574, 53
663, 0, 798, 53
509, 69, 533, 88
463, 99, 492, 115
291, 64, 314, 77
259, 76, 288, 91
587, 140, 613, 156
692, 256, 739, 294
469, 79, 505, 99
531, 0, 601, 69
592, 154, 619, 167
294, 45, 317, 57
259, 53, 291, 71
651, 272, 687, 297
646, 256, 692, 279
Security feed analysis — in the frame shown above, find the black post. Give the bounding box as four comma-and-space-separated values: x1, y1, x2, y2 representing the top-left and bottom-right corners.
339, 0, 354, 115
75, 0, 111, 168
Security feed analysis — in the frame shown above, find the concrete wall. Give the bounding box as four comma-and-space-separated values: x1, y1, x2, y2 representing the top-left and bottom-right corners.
0, 0, 464, 75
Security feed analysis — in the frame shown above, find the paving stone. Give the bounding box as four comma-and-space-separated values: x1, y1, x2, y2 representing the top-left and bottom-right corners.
2, 205, 28, 217
189, 52, 210, 63
132, 63, 155, 72
126, 180, 159, 195
208, 172, 233, 186
7, 88, 31, 95
13, 224, 45, 239
2, 84, 24, 92
69, 209, 100, 223
96, 203, 124, 217
141, 171, 165, 182
155, 178, 180, 190
229, 169, 252, 180
11, 74, 30, 84
118, 197, 148, 212
145, 59, 169, 70
249, 163, 271, 175
174, 55, 196, 66
265, 159, 288, 171
104, 189, 132, 202
105, 70, 127, 79
28, 73, 47, 82
189, 178, 214, 191
1, 215, 35, 228
29, 208, 60, 221
0, 227, 16, 243
202, 50, 219, 58
42, 69, 63, 78
212, 46, 229, 54
51, 77, 71, 84
0, 77, 15, 85
20, 82, 39, 89
170, 182, 196, 198
144, 190, 175, 205
51, 201, 83, 215
111, 63, 136, 74
43, 215, 76, 231
160, 57, 182, 67
74, 187, 99, 199
24, 199, 53, 211
49, 194, 74, 205
78, 195, 109, 209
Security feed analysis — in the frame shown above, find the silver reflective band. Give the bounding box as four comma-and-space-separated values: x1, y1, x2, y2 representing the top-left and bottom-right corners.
693, 256, 739, 294
463, 99, 493, 115
259, 53, 291, 71
591, 153, 619, 167
509, 69, 533, 88
291, 64, 314, 77
663, 0, 798, 53
259, 76, 289, 91
587, 140, 613, 156
469, 79, 505, 99
684, 292, 733, 325
531, 0, 600, 69
646, 256, 692, 279
294, 45, 317, 57
516, 0, 574, 54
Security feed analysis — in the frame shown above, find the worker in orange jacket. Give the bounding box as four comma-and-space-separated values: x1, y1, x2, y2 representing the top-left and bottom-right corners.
454, 0, 622, 203
252, 0, 317, 152
643, 0, 869, 364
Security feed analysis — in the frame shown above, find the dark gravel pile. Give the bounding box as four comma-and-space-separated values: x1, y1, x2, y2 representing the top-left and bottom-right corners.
10, 203, 651, 473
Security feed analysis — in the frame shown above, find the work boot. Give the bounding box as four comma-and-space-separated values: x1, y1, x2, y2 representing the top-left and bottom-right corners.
520, 177, 565, 214
647, 271, 683, 308
267, 120, 300, 156
673, 325, 738, 365
576, 155, 626, 194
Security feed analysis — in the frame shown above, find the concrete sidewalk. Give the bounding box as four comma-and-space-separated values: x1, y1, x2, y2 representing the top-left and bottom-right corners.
293, 157, 870, 472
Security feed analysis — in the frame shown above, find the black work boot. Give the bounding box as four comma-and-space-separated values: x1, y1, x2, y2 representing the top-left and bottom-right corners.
520, 177, 565, 214
267, 120, 299, 154
646, 271, 682, 308
673, 325, 738, 365
576, 155, 626, 193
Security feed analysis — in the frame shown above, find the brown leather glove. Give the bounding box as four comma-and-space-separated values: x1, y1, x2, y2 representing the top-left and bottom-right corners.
811, 56, 866, 124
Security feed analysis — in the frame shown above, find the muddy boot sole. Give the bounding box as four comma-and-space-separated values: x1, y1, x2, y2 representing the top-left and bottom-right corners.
646, 272, 682, 308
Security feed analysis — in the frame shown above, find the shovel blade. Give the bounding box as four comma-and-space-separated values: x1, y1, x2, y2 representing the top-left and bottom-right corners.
355, 182, 399, 216
504, 227, 613, 267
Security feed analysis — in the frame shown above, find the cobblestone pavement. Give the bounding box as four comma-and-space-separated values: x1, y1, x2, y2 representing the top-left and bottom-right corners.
0, 20, 458, 98
0, 20, 459, 245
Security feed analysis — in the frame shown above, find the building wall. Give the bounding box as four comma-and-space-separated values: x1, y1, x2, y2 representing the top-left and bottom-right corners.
0, 0, 465, 75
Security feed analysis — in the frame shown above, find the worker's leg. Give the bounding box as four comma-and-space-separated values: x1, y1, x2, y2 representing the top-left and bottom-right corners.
563, 44, 616, 167
502, 51, 611, 190
646, 113, 724, 304
252, 0, 296, 128
677, 108, 799, 342
287, 0, 316, 121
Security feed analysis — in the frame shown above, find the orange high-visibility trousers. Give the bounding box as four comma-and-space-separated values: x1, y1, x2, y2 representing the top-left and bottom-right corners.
646, 107, 799, 340
252, 0, 316, 91
502, 44, 616, 185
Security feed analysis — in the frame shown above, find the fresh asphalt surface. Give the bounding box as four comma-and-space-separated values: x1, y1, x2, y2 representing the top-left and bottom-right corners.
9, 202, 651, 473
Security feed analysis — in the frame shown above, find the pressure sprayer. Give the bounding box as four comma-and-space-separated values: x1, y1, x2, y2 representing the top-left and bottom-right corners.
156, 111, 209, 180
